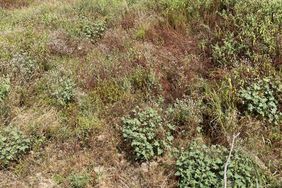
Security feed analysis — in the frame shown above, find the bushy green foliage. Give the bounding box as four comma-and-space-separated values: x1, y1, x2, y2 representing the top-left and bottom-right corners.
122, 107, 174, 161
0, 127, 31, 167
210, 0, 282, 66
160, 0, 282, 66
68, 172, 91, 188
78, 18, 106, 43
0, 78, 10, 102
50, 74, 76, 106
167, 97, 202, 127
240, 77, 282, 124
176, 142, 267, 188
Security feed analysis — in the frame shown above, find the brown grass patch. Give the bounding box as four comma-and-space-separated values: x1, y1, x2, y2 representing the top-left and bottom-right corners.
48, 31, 93, 57
0, 0, 32, 9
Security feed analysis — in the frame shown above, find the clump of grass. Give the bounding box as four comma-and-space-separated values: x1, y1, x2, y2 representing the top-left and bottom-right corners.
167, 97, 202, 127
129, 68, 162, 97
203, 78, 238, 133
92, 80, 126, 104
67, 171, 91, 188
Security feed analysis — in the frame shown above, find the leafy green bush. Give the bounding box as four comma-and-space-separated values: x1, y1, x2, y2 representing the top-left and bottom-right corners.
167, 97, 202, 127
0, 127, 31, 167
176, 142, 268, 188
0, 78, 10, 102
68, 172, 91, 188
122, 107, 174, 161
210, 0, 282, 66
79, 18, 106, 43
50, 74, 76, 106
239, 77, 282, 124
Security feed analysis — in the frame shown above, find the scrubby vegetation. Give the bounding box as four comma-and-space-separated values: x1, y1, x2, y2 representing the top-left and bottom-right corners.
176, 142, 268, 187
0, 0, 281, 187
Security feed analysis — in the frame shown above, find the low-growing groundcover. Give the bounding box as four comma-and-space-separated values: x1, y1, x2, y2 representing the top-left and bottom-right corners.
175, 142, 269, 188
122, 107, 175, 161
0, 0, 281, 187
239, 77, 282, 124
0, 127, 31, 168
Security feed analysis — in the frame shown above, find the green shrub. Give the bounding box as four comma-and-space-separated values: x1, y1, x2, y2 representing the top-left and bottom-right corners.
0, 78, 10, 102
176, 142, 268, 188
50, 74, 76, 106
210, 0, 282, 66
68, 172, 91, 188
78, 18, 106, 43
122, 107, 174, 161
239, 77, 282, 124
0, 127, 31, 167
161, 0, 281, 66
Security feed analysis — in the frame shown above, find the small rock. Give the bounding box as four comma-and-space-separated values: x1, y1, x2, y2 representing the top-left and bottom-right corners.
141, 163, 149, 173
97, 135, 106, 142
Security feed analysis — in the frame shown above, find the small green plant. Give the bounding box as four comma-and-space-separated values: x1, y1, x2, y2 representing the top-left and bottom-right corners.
176, 142, 268, 188
79, 18, 106, 43
135, 25, 147, 40
0, 127, 31, 167
122, 107, 174, 161
239, 77, 282, 124
10, 52, 39, 81
0, 78, 10, 102
50, 74, 76, 106
167, 97, 202, 127
68, 172, 91, 188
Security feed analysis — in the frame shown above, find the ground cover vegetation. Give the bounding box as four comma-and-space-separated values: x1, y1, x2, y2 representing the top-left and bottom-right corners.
0, 0, 281, 187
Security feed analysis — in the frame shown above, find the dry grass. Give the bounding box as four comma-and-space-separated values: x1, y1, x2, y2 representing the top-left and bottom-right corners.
0, 0, 32, 9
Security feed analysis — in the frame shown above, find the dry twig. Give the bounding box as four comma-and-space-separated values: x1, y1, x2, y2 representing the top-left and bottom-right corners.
224, 133, 240, 188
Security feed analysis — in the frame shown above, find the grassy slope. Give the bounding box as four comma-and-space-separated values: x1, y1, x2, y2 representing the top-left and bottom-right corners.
0, 0, 281, 187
